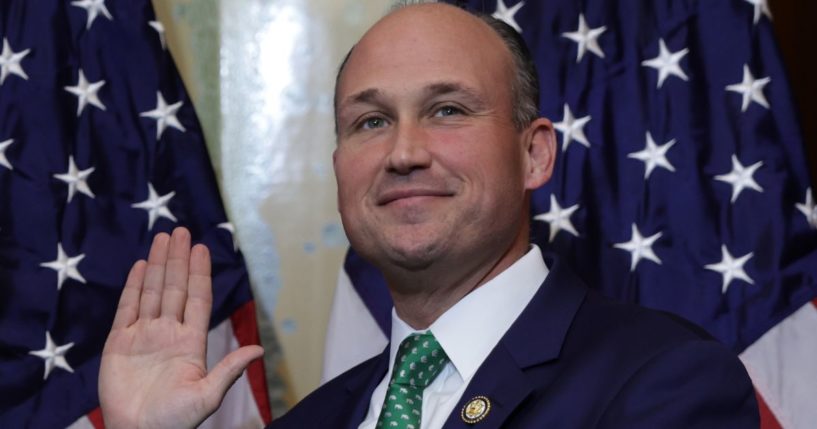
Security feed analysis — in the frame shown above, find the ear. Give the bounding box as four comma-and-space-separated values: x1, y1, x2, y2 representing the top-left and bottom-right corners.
522, 117, 556, 190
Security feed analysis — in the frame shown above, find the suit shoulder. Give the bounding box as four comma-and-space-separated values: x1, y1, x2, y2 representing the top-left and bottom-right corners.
570, 289, 723, 355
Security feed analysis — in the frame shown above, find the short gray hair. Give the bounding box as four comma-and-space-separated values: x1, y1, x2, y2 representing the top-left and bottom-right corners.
333, 4, 540, 132
475, 13, 540, 129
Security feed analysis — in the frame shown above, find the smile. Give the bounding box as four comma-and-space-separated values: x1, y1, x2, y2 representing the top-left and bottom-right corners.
376, 188, 454, 205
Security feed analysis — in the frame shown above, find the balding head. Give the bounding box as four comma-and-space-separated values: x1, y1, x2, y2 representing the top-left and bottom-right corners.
334, 3, 539, 133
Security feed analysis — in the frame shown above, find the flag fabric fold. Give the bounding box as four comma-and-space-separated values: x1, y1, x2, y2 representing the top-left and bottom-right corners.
0, 0, 270, 427
324, 1, 817, 428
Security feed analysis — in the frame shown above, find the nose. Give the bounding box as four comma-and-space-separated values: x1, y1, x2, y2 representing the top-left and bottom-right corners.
386, 122, 432, 175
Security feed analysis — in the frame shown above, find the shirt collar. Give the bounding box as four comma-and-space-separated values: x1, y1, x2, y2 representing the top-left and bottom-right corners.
388, 245, 548, 383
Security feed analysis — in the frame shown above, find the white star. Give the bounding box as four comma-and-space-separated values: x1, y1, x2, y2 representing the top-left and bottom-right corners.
29, 332, 75, 380
534, 195, 580, 242
149, 20, 167, 50
492, 0, 525, 33
132, 183, 177, 230
613, 223, 662, 272
54, 156, 95, 203
71, 0, 113, 30
796, 188, 817, 229
553, 104, 591, 151
562, 14, 606, 62
140, 92, 186, 140
627, 132, 676, 179
745, 0, 772, 24
218, 222, 240, 252
40, 243, 86, 290
705, 245, 754, 293
726, 65, 771, 112
715, 154, 764, 203
641, 39, 689, 88
64, 69, 106, 116
0, 139, 13, 170
0, 38, 31, 85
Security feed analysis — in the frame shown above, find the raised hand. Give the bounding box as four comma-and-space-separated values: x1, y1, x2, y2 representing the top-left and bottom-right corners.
99, 227, 264, 429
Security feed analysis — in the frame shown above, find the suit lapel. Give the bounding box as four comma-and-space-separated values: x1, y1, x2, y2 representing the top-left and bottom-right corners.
442, 253, 587, 429
441, 345, 534, 429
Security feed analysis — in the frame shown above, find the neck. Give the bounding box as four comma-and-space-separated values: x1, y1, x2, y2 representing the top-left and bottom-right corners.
386, 233, 529, 330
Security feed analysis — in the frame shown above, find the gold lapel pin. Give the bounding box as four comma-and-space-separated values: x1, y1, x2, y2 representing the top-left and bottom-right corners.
461, 395, 491, 424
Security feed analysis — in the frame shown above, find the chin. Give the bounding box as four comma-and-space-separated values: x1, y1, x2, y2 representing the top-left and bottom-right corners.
388, 250, 437, 271
348, 221, 455, 271
375, 238, 445, 272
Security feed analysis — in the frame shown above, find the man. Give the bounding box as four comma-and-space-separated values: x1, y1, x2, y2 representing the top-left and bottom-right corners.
99, 3, 759, 428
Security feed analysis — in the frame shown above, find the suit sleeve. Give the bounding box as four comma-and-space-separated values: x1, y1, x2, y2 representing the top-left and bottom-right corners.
597, 340, 759, 429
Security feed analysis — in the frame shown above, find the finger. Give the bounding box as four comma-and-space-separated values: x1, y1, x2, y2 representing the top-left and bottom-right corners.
111, 260, 147, 329
139, 232, 171, 319
160, 227, 192, 321
184, 243, 212, 332
202, 345, 264, 411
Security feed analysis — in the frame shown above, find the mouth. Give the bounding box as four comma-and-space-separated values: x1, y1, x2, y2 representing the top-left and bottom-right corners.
376, 188, 454, 206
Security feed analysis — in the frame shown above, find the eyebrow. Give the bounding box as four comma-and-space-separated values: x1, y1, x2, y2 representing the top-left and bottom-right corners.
339, 81, 488, 112
423, 82, 486, 110
338, 88, 384, 112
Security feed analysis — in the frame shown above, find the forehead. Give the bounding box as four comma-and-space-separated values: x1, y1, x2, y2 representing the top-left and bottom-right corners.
336, 5, 513, 104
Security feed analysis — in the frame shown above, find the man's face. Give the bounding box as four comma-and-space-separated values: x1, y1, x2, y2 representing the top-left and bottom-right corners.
333, 6, 547, 274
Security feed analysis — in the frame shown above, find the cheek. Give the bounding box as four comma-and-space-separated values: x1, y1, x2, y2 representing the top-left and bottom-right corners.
334, 148, 378, 205
433, 129, 525, 185
431, 130, 485, 171
335, 171, 361, 213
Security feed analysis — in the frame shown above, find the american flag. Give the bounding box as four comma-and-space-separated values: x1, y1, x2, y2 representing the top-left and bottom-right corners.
323, 1, 817, 428
0, 0, 270, 427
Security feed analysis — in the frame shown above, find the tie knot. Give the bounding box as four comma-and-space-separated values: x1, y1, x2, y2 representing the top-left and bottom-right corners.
390, 332, 448, 389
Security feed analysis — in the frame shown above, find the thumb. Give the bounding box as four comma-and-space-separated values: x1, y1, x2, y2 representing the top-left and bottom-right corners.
202, 345, 264, 408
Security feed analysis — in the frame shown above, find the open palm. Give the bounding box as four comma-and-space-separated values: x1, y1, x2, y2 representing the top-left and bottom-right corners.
99, 228, 263, 429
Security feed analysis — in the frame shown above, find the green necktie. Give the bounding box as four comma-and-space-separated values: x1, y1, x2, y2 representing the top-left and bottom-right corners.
376, 332, 449, 429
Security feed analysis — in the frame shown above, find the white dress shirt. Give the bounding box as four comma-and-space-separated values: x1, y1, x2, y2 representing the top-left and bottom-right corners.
358, 245, 549, 429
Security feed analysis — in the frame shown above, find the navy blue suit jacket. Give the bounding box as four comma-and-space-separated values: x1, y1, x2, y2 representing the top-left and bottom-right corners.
271, 254, 758, 428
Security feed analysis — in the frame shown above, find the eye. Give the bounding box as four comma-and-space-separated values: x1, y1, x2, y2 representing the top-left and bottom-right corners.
360, 116, 388, 130
434, 105, 464, 117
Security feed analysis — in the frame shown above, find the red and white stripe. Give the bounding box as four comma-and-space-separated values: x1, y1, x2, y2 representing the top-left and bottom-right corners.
740, 300, 817, 429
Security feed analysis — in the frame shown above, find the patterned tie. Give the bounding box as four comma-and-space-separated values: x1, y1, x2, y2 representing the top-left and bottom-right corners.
376, 332, 449, 429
